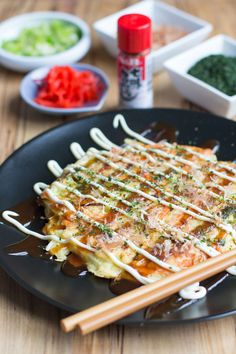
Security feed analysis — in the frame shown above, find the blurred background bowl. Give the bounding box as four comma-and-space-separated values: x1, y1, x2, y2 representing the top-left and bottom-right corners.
93, 0, 212, 73
0, 11, 91, 72
164, 35, 236, 119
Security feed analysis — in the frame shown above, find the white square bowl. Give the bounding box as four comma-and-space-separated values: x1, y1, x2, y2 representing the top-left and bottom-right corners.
164, 35, 236, 119
93, 0, 212, 72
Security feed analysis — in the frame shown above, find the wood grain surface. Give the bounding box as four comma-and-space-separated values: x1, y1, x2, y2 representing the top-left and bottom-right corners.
0, 0, 235, 353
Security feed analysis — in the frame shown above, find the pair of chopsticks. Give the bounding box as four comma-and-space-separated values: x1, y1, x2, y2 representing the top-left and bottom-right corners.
61, 248, 236, 335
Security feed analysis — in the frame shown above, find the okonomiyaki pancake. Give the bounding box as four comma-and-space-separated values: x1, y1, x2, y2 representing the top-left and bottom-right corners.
2, 114, 236, 301
40, 127, 236, 287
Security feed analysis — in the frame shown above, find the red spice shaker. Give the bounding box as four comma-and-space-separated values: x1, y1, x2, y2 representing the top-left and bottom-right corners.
117, 14, 153, 108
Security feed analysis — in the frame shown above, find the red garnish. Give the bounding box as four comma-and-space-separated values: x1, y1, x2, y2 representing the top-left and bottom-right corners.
34, 66, 104, 109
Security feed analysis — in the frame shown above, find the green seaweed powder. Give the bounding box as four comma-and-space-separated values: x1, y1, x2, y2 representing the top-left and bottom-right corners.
188, 54, 236, 96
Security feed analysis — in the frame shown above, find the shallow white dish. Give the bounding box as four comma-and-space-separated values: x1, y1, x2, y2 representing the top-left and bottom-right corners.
0, 12, 91, 72
93, 0, 212, 72
164, 35, 236, 119
20, 64, 109, 115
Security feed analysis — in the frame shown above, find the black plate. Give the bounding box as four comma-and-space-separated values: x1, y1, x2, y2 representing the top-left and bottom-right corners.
0, 108, 236, 326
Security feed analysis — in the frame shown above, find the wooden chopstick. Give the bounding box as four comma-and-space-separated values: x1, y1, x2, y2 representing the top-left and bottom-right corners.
61, 248, 236, 335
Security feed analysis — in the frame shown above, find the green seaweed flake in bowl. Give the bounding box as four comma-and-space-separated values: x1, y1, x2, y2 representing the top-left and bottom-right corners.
0, 12, 91, 72
1, 20, 82, 57
188, 54, 236, 97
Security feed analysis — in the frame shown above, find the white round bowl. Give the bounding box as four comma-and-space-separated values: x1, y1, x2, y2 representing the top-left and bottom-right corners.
0, 12, 91, 72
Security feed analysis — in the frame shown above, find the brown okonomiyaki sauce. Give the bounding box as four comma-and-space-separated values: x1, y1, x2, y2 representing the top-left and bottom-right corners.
201, 139, 220, 152
2, 197, 89, 277
0, 196, 41, 225
143, 122, 221, 155
6, 236, 51, 259
109, 277, 141, 295
144, 121, 178, 143
2, 197, 51, 260
61, 254, 87, 277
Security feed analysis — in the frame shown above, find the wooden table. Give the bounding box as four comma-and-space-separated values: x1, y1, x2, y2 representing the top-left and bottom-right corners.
0, 0, 235, 353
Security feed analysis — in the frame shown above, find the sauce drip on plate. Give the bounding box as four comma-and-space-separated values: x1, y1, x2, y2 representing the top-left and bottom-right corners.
61, 254, 87, 278
144, 121, 178, 143
2, 197, 49, 259
0, 197, 41, 225
201, 139, 220, 153
6, 236, 50, 260
109, 278, 141, 295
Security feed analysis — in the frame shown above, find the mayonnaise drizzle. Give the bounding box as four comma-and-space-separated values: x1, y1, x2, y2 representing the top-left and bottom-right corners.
73, 159, 233, 234
45, 190, 179, 281
101, 148, 232, 211
2, 211, 95, 252
70, 142, 85, 159
47, 160, 63, 177
74, 209, 181, 273
83, 164, 234, 238
46, 148, 236, 246
113, 114, 153, 146
103, 148, 165, 177
179, 282, 207, 300
127, 144, 198, 179
4, 205, 209, 294
113, 114, 198, 168
104, 250, 151, 284
43, 188, 181, 274
46, 189, 76, 211
67, 170, 141, 210
126, 145, 222, 200
2, 211, 61, 241
210, 169, 236, 183
89, 127, 224, 200
52, 177, 236, 275
155, 220, 236, 275
164, 141, 236, 176
55, 180, 205, 259
127, 141, 231, 197
73, 164, 214, 223
50, 190, 215, 297
113, 114, 236, 183
90, 128, 119, 150
3, 208, 151, 283
33, 182, 48, 195
206, 182, 227, 193
89, 148, 217, 221
53, 181, 143, 221
76, 166, 236, 239
123, 146, 224, 200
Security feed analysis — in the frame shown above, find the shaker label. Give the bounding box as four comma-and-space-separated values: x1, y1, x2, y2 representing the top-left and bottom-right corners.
118, 54, 153, 108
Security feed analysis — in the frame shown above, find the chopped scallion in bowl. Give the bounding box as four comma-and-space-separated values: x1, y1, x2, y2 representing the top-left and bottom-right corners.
1, 20, 82, 57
